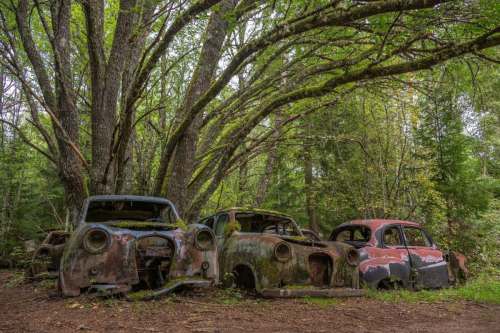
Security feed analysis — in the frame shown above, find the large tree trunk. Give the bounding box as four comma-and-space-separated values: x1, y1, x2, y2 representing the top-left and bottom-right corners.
114, 0, 156, 194
83, 0, 108, 194
51, 0, 86, 223
164, 0, 235, 219
17, 0, 85, 225
84, 0, 137, 194
0, 68, 4, 149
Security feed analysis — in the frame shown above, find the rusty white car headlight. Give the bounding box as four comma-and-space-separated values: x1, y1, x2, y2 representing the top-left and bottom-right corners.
195, 229, 215, 251
346, 248, 360, 266
274, 242, 292, 262
83, 228, 110, 254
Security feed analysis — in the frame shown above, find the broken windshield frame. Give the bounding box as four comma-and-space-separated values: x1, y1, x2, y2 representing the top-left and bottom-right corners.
234, 213, 301, 236
83, 200, 177, 224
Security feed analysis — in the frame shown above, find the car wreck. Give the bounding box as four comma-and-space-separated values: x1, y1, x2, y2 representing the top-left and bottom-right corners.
198, 208, 363, 298
29, 230, 71, 279
328, 219, 468, 290
58, 195, 218, 300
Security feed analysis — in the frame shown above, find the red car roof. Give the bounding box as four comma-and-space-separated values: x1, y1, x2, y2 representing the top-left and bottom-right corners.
348, 219, 421, 230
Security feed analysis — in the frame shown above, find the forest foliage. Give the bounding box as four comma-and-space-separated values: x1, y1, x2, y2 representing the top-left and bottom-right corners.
0, 0, 499, 273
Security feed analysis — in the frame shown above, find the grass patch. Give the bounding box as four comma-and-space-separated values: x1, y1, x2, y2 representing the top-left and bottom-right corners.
101, 298, 120, 307
36, 278, 56, 291
4, 271, 25, 288
215, 288, 245, 305
126, 289, 157, 301
367, 275, 500, 304
301, 296, 338, 307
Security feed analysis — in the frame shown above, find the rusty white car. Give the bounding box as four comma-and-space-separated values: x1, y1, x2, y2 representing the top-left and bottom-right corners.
58, 195, 218, 300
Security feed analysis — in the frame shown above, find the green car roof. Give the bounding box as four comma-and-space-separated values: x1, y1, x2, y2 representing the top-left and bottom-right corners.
218, 207, 294, 219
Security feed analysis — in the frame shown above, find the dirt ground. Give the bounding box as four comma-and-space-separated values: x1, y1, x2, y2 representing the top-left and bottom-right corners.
0, 271, 498, 333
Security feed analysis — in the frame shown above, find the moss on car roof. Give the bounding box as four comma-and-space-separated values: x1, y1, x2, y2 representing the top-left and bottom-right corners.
219, 207, 294, 219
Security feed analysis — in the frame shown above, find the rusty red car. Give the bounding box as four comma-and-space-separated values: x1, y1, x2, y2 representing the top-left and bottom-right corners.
328, 219, 467, 290
58, 195, 218, 299
199, 208, 363, 298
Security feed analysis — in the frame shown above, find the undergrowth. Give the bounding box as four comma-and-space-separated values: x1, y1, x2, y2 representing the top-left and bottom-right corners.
4, 270, 25, 288
215, 288, 245, 305
301, 296, 338, 307
367, 274, 500, 304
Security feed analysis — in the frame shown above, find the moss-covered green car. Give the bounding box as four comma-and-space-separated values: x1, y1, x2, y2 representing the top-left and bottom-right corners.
198, 208, 363, 298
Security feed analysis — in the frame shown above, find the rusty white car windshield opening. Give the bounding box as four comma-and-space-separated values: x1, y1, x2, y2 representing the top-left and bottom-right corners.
85, 200, 176, 223
235, 213, 300, 236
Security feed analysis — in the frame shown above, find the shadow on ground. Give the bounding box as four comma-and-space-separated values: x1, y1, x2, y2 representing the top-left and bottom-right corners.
0, 270, 498, 333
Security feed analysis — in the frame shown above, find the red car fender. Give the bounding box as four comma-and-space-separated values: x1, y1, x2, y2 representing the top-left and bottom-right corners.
358, 247, 411, 288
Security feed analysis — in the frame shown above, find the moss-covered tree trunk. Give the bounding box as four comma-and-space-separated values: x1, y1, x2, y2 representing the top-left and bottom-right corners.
162, 0, 235, 220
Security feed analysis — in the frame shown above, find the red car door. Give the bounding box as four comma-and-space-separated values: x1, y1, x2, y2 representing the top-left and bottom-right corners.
402, 226, 449, 289
360, 224, 413, 289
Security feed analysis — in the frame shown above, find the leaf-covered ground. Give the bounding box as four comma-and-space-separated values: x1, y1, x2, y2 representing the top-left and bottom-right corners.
1, 271, 498, 333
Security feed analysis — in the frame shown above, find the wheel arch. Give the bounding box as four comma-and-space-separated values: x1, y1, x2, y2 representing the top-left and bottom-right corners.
232, 263, 258, 291
359, 259, 411, 289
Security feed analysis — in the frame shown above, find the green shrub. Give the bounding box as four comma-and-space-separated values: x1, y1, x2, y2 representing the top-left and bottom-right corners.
367, 274, 500, 304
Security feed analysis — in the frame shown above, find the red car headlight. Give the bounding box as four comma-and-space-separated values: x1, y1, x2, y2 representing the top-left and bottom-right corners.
83, 228, 110, 254
274, 242, 292, 262
195, 229, 215, 251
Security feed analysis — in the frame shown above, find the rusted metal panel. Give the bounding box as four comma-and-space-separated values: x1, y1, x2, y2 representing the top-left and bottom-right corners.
127, 279, 211, 301
300, 229, 321, 241
447, 251, 468, 284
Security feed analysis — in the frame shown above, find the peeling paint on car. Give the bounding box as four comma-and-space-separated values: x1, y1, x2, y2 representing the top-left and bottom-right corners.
58, 195, 218, 300
329, 219, 467, 290
199, 208, 363, 298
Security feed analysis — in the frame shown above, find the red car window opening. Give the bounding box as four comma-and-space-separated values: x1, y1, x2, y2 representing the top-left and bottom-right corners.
403, 227, 432, 247
382, 227, 403, 247
352, 228, 369, 241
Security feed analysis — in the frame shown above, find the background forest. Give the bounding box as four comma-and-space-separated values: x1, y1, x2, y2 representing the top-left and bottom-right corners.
0, 0, 499, 273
